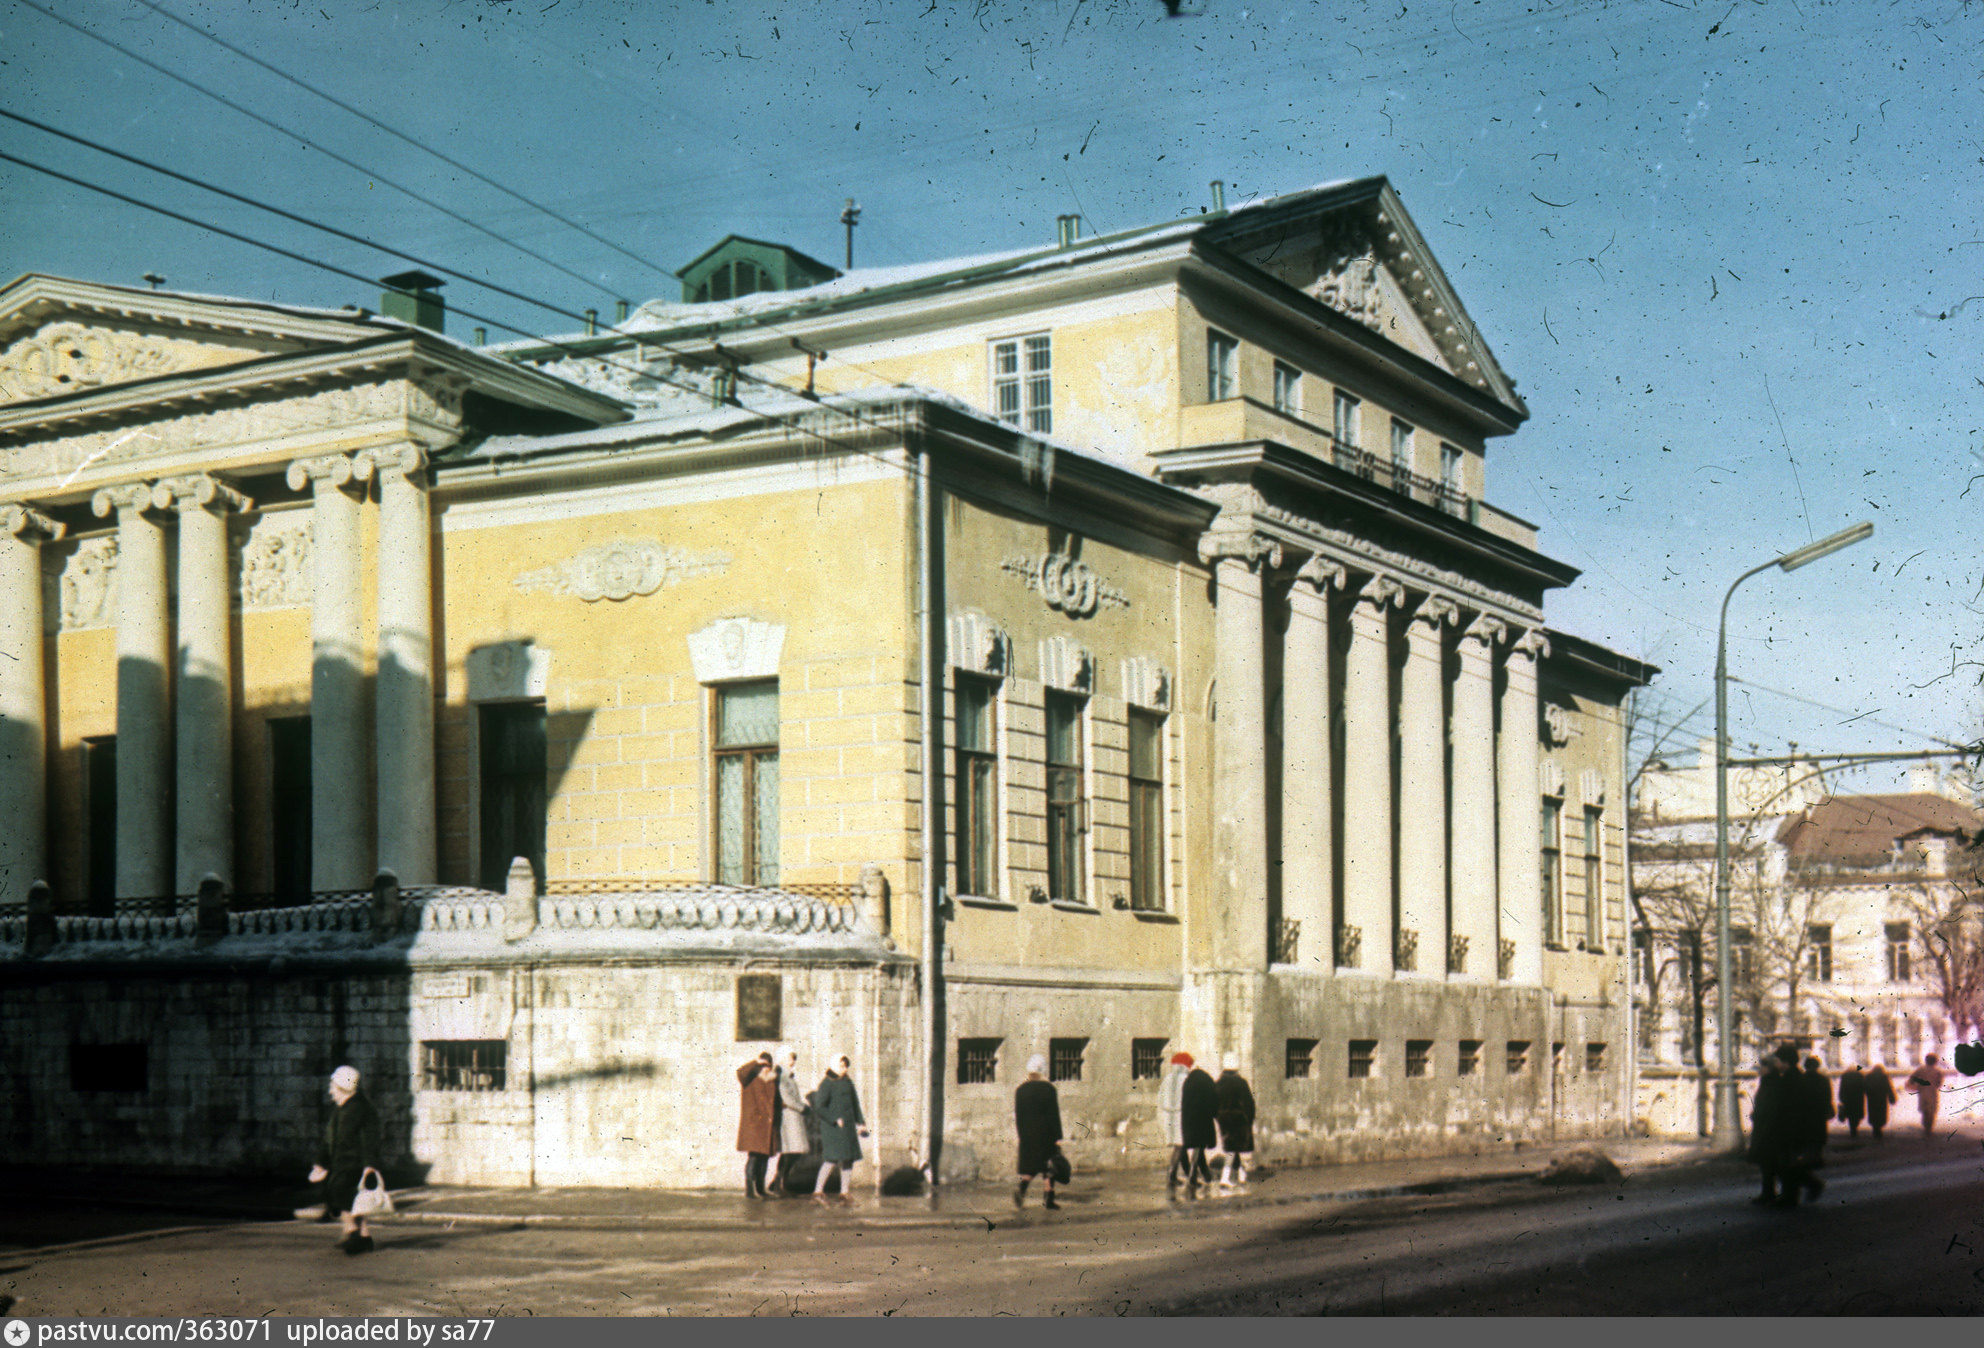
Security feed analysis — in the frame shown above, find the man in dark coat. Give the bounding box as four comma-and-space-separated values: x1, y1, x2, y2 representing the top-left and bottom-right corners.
307, 1065, 382, 1254
1748, 1048, 1794, 1207
1794, 1056, 1832, 1202
810, 1054, 866, 1205
1013, 1053, 1064, 1210
1863, 1061, 1897, 1139
1213, 1053, 1257, 1188
736, 1052, 778, 1199
1179, 1059, 1220, 1197
1837, 1064, 1867, 1138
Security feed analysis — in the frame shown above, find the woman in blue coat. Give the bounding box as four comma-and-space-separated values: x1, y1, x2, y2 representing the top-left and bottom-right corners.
810, 1054, 867, 1205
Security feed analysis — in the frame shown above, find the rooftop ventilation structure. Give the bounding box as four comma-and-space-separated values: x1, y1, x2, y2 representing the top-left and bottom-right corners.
380, 270, 445, 333
677, 236, 841, 304
1056, 214, 1082, 248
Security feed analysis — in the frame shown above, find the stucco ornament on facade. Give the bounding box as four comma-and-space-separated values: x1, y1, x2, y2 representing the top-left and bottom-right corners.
1121, 656, 1171, 711
0, 321, 244, 406
1039, 636, 1094, 693
999, 552, 1129, 617
1542, 703, 1583, 747
1309, 224, 1388, 334
687, 617, 785, 683
948, 611, 1011, 677
236, 514, 312, 611
40, 535, 118, 633
514, 539, 731, 603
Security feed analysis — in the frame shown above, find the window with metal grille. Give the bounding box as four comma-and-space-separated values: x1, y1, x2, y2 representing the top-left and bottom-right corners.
1045, 691, 1086, 904
1885, 923, 1911, 981
1506, 1040, 1531, 1075
1390, 417, 1414, 484
957, 1038, 1001, 1085
1285, 1038, 1317, 1080
955, 675, 1000, 898
1272, 360, 1302, 415
421, 1040, 507, 1092
1806, 924, 1833, 982
1458, 1040, 1482, 1077
1405, 1040, 1432, 1078
479, 700, 547, 893
1128, 710, 1165, 911
713, 680, 779, 886
1049, 1037, 1087, 1083
991, 335, 1052, 433
70, 1042, 147, 1093
1207, 329, 1237, 401
1541, 797, 1564, 946
1582, 807, 1603, 948
1131, 1038, 1168, 1081
1348, 1039, 1377, 1079
1585, 1042, 1607, 1074
1333, 389, 1360, 448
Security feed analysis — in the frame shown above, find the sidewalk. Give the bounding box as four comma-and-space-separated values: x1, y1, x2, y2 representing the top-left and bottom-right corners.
5, 1137, 1730, 1233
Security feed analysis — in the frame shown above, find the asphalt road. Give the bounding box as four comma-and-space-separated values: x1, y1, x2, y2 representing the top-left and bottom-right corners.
4, 1134, 1981, 1317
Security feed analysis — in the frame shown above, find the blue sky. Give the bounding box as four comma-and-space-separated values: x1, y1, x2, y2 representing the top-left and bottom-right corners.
3, 0, 1978, 786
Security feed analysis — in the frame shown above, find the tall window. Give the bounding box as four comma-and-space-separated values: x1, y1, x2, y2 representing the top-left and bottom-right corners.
1390, 417, 1414, 482
1805, 924, 1833, 982
1045, 691, 1086, 904
1632, 928, 1652, 985
1582, 806, 1603, 948
714, 681, 780, 886
83, 736, 116, 915
1440, 442, 1463, 494
1272, 360, 1302, 415
1127, 710, 1165, 911
269, 716, 312, 904
1886, 923, 1912, 982
1206, 329, 1238, 400
955, 676, 999, 898
1333, 389, 1361, 448
1541, 797, 1563, 946
480, 701, 547, 893
992, 334, 1052, 434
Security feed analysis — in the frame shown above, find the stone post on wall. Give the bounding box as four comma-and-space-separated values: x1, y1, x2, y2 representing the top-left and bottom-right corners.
504, 856, 538, 942
0, 505, 63, 902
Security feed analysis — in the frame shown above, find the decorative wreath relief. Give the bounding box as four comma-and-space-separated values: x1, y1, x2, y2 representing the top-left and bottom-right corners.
1000, 552, 1130, 617
515, 539, 731, 602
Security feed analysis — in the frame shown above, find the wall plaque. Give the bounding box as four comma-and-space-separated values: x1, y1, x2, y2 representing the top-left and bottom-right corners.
735, 973, 782, 1042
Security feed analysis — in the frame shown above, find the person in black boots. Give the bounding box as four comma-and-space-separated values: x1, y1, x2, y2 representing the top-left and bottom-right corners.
1213, 1053, 1257, 1189
1748, 1048, 1793, 1208
1837, 1062, 1866, 1139
1863, 1061, 1897, 1139
1179, 1056, 1220, 1198
736, 1052, 779, 1199
308, 1066, 382, 1254
1013, 1054, 1064, 1210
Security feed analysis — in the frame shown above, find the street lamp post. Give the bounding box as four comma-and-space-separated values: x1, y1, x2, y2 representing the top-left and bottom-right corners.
1711, 520, 1873, 1153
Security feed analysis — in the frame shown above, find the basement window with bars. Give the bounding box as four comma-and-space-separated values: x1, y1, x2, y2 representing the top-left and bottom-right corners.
1049, 1037, 1088, 1083
421, 1040, 507, 1092
1348, 1039, 1377, 1080
1285, 1038, 1318, 1080
1585, 1043, 1608, 1074
1506, 1041, 1531, 1075
1131, 1038, 1168, 1081
957, 1038, 1001, 1085
1457, 1040, 1482, 1077
992, 334, 1052, 434
1405, 1040, 1433, 1078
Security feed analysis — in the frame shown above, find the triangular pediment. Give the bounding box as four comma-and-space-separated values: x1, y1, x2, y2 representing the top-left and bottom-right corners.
1238, 222, 1452, 371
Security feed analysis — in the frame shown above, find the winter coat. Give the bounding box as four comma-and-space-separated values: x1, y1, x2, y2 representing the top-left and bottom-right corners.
736, 1059, 779, 1154
812, 1072, 865, 1165
1180, 1068, 1219, 1149
1214, 1070, 1257, 1155
1748, 1068, 1793, 1165
315, 1091, 382, 1214
1836, 1068, 1866, 1124
1796, 1067, 1834, 1151
1014, 1078, 1064, 1177
1157, 1065, 1187, 1147
1863, 1067, 1897, 1126
776, 1068, 811, 1155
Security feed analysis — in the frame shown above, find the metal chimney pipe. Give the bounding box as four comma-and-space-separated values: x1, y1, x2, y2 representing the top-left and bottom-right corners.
615, 299, 629, 324
584, 309, 598, 337
1210, 180, 1226, 212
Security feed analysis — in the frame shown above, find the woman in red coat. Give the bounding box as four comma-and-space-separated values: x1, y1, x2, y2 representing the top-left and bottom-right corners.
736, 1053, 779, 1198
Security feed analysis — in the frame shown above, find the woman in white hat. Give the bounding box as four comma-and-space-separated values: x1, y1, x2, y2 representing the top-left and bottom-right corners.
810, 1053, 867, 1205
306, 1065, 383, 1254
1013, 1053, 1063, 1210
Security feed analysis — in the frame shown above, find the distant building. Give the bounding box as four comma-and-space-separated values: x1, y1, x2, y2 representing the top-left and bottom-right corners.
1, 176, 1652, 1186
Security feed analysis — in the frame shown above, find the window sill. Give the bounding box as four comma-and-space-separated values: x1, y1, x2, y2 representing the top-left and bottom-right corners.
1050, 900, 1100, 915
1131, 910, 1179, 924
957, 895, 1018, 912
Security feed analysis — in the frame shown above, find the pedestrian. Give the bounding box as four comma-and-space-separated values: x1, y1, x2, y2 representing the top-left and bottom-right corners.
307, 1065, 382, 1255
773, 1047, 810, 1197
1837, 1063, 1866, 1139
736, 1051, 778, 1199
1013, 1054, 1064, 1210
1214, 1052, 1257, 1189
1179, 1054, 1220, 1198
1793, 1056, 1831, 1203
1749, 1046, 1807, 1208
1863, 1061, 1897, 1140
810, 1053, 867, 1205
1158, 1051, 1192, 1195
1906, 1054, 1947, 1134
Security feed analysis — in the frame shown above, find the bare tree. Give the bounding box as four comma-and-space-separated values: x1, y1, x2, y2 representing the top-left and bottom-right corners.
1894, 842, 1984, 1043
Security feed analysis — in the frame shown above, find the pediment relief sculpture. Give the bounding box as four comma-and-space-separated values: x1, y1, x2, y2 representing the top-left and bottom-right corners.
1240, 222, 1450, 371
0, 320, 258, 406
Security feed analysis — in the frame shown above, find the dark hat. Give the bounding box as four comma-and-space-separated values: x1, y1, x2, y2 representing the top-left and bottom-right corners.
1773, 1044, 1800, 1065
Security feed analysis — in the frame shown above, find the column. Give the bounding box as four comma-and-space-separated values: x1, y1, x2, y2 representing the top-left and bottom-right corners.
1396, 594, 1455, 977
0, 505, 64, 902
1340, 574, 1403, 973
91, 483, 173, 901
1497, 628, 1548, 983
367, 444, 436, 885
287, 454, 370, 892
1199, 532, 1281, 971
158, 476, 251, 894
1449, 615, 1502, 980
1280, 556, 1342, 971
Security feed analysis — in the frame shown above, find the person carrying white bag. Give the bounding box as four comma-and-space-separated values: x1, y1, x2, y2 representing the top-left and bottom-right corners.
307, 1065, 386, 1255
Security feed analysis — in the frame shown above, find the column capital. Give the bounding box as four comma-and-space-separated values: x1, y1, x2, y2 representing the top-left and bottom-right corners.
1199, 532, 1283, 573
1293, 554, 1348, 594
1509, 628, 1551, 663
91, 481, 166, 519
1462, 614, 1508, 648
357, 442, 428, 484
1, 504, 64, 544
286, 453, 361, 494
1350, 573, 1408, 613
153, 474, 253, 516
1409, 594, 1460, 631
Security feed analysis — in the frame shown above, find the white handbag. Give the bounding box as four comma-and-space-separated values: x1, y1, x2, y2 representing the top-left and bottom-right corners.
349, 1167, 395, 1217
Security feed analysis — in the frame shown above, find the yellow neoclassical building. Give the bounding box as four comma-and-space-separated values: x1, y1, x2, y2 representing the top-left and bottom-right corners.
0, 177, 1654, 1186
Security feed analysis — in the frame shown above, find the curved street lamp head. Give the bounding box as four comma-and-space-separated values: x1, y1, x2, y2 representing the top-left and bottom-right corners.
1777, 521, 1873, 573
